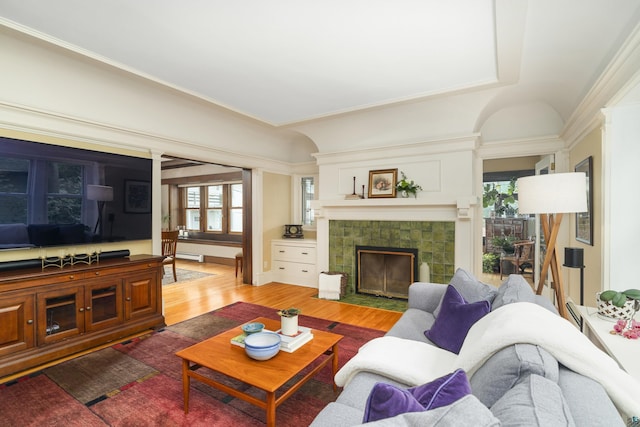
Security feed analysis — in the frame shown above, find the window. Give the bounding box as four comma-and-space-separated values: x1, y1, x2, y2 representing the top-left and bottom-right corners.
229, 183, 243, 232
206, 185, 222, 231
301, 177, 315, 227
181, 182, 242, 236
185, 186, 201, 230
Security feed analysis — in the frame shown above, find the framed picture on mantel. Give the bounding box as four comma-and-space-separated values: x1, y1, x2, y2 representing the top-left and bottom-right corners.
368, 169, 397, 198
575, 156, 593, 245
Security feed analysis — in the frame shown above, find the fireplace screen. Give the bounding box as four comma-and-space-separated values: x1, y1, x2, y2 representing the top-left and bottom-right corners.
356, 246, 418, 299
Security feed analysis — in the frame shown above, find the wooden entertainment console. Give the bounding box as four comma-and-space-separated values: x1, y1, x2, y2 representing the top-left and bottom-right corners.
0, 254, 165, 378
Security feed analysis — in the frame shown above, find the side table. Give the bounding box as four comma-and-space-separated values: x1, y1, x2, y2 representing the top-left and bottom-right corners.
576, 305, 640, 382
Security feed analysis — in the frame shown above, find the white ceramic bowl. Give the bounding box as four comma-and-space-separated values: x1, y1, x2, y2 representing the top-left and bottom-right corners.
241, 322, 265, 335
244, 332, 281, 361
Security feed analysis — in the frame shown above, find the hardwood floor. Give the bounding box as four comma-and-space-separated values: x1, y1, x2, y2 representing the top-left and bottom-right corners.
164, 260, 402, 332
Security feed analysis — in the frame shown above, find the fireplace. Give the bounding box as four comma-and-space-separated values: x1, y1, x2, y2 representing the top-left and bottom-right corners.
356, 246, 418, 299
326, 220, 456, 294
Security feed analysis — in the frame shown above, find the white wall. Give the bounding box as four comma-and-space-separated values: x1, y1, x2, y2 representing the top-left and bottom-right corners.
602, 97, 640, 291
175, 241, 239, 260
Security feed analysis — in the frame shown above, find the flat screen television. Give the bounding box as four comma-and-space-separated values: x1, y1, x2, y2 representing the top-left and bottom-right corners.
0, 136, 152, 251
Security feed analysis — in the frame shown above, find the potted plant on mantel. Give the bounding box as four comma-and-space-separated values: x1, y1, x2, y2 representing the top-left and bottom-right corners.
396, 171, 422, 198
277, 307, 301, 336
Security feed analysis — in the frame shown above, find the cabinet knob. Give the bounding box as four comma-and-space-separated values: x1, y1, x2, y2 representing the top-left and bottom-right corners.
69, 275, 75, 280
301, 252, 308, 255
279, 267, 285, 270
279, 250, 285, 253
27, 319, 33, 324
86, 306, 91, 311
126, 297, 131, 301
302, 270, 308, 273
79, 307, 84, 312
95, 272, 100, 276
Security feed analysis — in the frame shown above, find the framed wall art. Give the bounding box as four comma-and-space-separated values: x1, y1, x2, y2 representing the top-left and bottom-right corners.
368, 169, 397, 198
575, 156, 593, 245
124, 180, 151, 214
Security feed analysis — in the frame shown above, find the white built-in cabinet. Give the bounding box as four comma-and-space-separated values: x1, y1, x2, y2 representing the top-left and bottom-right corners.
271, 239, 317, 288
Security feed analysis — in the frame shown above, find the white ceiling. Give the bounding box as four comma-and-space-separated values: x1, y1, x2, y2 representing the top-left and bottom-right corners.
1, 0, 639, 138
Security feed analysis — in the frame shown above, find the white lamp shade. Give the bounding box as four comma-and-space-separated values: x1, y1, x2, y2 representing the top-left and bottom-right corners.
517, 172, 587, 214
87, 185, 114, 202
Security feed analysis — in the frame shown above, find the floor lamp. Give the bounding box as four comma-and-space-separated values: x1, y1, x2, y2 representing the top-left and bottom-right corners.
87, 185, 114, 239
517, 173, 587, 320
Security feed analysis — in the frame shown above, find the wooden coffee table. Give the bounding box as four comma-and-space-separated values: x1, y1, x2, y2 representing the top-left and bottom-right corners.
176, 317, 343, 426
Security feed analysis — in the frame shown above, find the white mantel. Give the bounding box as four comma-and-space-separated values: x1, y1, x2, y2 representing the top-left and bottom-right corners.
312, 196, 478, 276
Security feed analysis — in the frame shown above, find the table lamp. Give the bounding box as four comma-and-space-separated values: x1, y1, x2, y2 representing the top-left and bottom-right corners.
517, 172, 587, 319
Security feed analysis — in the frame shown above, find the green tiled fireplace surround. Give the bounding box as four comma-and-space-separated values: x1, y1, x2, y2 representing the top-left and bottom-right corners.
328, 220, 455, 294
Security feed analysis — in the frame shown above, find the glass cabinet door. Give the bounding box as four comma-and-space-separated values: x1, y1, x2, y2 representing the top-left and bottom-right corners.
37, 286, 83, 345
86, 279, 123, 331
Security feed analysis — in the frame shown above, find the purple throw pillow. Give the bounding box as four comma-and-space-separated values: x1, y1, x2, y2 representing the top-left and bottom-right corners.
363, 382, 424, 423
363, 370, 472, 422
409, 369, 471, 410
425, 285, 490, 354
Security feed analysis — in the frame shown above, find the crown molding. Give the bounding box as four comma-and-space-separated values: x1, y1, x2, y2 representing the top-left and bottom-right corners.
562, 21, 640, 146
477, 135, 564, 159
312, 134, 480, 165
0, 101, 296, 172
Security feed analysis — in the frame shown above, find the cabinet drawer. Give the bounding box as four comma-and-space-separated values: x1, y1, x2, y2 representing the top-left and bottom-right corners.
272, 245, 316, 263
90, 262, 155, 278
273, 261, 317, 287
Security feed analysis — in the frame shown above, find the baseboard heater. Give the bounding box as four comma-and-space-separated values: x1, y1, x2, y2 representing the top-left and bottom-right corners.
176, 253, 204, 262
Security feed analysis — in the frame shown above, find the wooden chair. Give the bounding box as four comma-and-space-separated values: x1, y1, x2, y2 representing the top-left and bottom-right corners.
500, 240, 534, 279
235, 251, 243, 278
161, 230, 179, 282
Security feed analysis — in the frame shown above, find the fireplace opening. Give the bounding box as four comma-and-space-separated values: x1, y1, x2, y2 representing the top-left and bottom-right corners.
356, 246, 418, 299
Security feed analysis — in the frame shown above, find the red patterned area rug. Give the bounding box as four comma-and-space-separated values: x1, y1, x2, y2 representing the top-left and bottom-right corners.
0, 302, 384, 426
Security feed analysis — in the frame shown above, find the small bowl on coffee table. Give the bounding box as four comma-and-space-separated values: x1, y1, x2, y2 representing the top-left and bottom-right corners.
242, 322, 265, 335
244, 332, 281, 361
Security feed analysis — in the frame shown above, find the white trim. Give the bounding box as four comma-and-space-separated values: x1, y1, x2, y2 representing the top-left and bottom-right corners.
312, 135, 479, 165
477, 135, 564, 159
0, 102, 298, 172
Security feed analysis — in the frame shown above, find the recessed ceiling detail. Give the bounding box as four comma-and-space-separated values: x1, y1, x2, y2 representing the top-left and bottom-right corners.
0, 0, 498, 125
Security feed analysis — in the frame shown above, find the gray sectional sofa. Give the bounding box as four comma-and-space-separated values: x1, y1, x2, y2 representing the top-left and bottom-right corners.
311, 270, 633, 426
